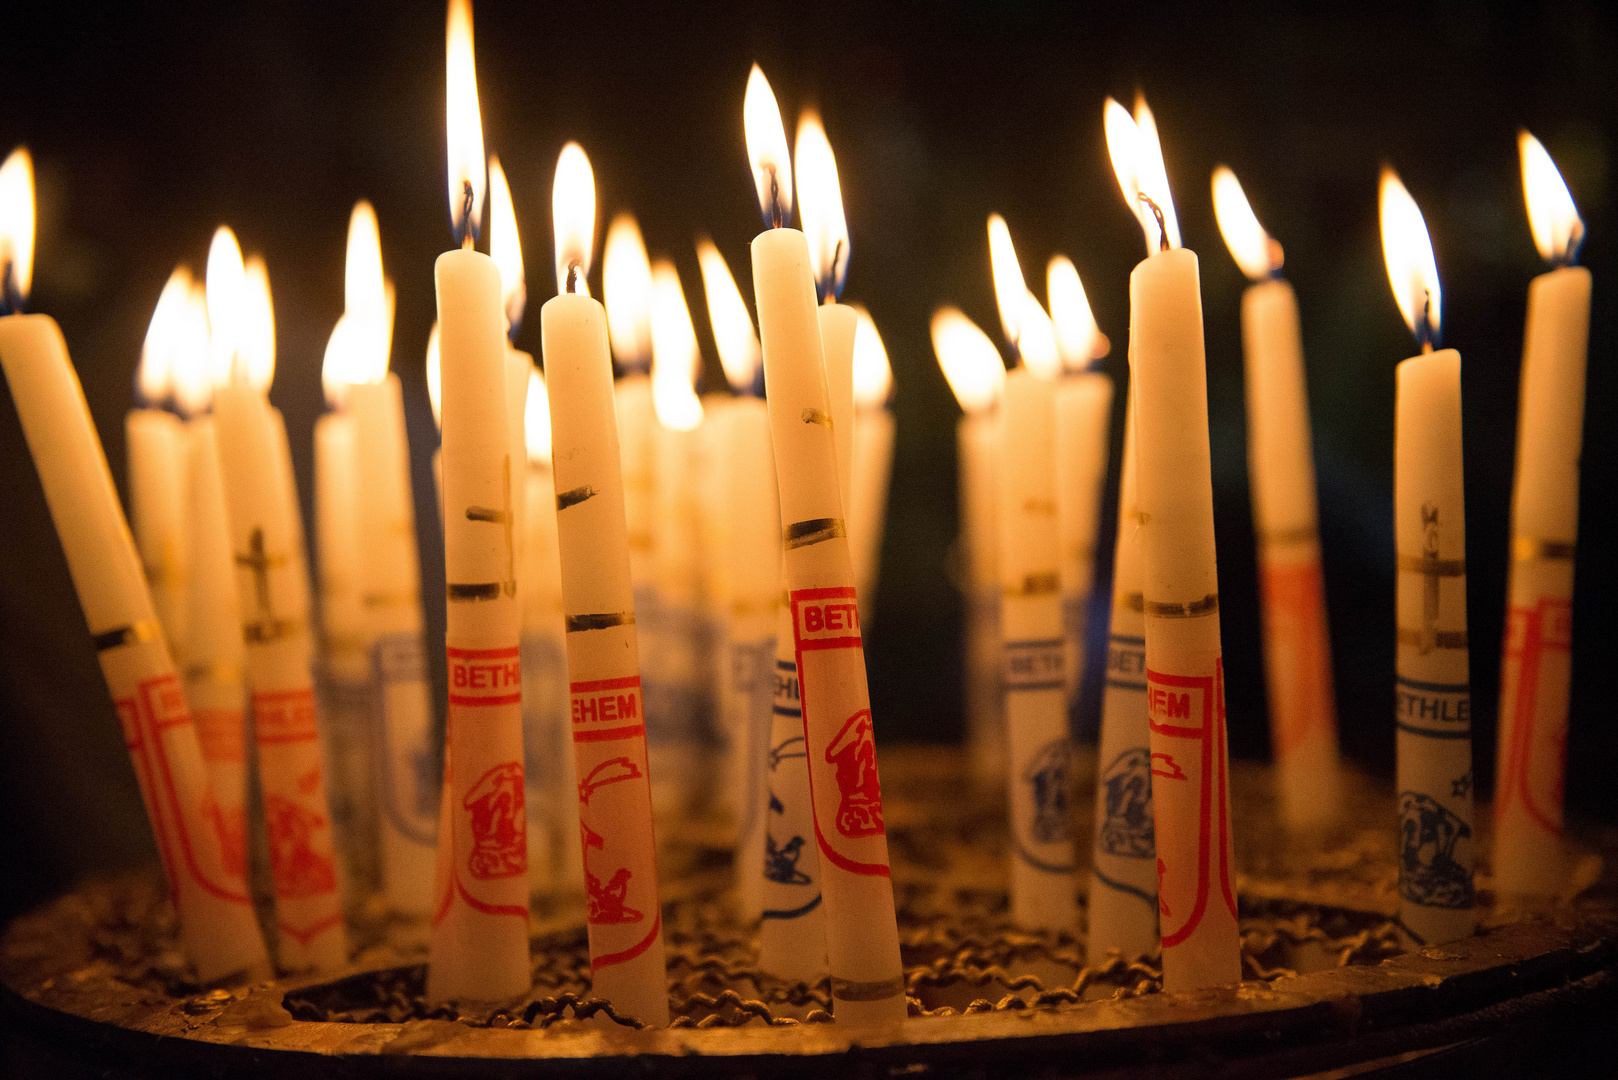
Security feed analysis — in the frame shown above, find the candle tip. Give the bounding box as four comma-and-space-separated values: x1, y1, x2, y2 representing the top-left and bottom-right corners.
1138, 193, 1170, 252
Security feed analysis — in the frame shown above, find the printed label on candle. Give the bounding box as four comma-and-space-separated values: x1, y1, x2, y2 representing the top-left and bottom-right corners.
1495, 598, 1572, 837
1096, 747, 1155, 859
1144, 664, 1235, 948
463, 763, 526, 878
1107, 634, 1147, 691
448, 645, 523, 706
574, 735, 662, 968
1004, 638, 1065, 692
372, 633, 440, 845
1397, 790, 1475, 910
570, 675, 645, 742
1393, 677, 1471, 739
1258, 560, 1334, 758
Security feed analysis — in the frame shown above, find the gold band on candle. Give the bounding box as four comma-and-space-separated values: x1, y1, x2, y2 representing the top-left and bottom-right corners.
1511, 536, 1575, 562
800, 407, 833, 428
1004, 571, 1060, 598
363, 590, 420, 608
565, 611, 636, 633
784, 517, 846, 550
1143, 593, 1220, 619
92, 619, 161, 653
184, 660, 243, 684
830, 974, 907, 1001
1397, 627, 1469, 649
1261, 524, 1318, 547
447, 582, 502, 601
1396, 554, 1466, 577
242, 617, 298, 644
555, 484, 598, 511
1123, 592, 1144, 612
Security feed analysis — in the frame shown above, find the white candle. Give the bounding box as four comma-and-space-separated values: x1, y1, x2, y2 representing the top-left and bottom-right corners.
747, 67, 905, 1026
1109, 96, 1239, 991
544, 142, 668, 1024
931, 309, 1007, 789
428, 0, 531, 1002
604, 214, 657, 598
1381, 168, 1476, 946
0, 158, 267, 979
1494, 133, 1591, 896
1212, 167, 1341, 832
848, 306, 894, 623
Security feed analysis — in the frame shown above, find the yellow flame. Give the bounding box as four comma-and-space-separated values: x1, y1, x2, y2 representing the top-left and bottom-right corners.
488, 155, 526, 329
138, 265, 192, 405
986, 214, 1028, 346
241, 255, 277, 393
425, 322, 442, 427
1133, 95, 1181, 250
744, 65, 792, 226
340, 201, 392, 385
205, 226, 248, 387
345, 201, 384, 315
604, 213, 653, 369
171, 285, 214, 416
552, 142, 596, 296
1519, 131, 1583, 265
850, 303, 893, 408
695, 238, 760, 392
321, 314, 357, 409
1016, 293, 1060, 380
0, 147, 35, 303
445, 0, 485, 239
1379, 167, 1442, 343
931, 306, 1005, 413
1105, 96, 1180, 254
1046, 255, 1107, 369
795, 110, 848, 299
524, 366, 551, 465
650, 260, 704, 431
1211, 166, 1280, 281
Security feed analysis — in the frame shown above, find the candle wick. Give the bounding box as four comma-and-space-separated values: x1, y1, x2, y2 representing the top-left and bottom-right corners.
0, 258, 21, 316
1416, 290, 1439, 353
567, 262, 586, 295
766, 166, 786, 230
457, 179, 477, 249
1138, 193, 1170, 252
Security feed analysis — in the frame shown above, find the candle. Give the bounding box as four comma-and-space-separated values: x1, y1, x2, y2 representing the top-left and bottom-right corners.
646, 259, 709, 817
848, 306, 894, 624
1493, 133, 1590, 897
127, 267, 194, 659
985, 216, 1077, 931
1107, 95, 1239, 991
603, 214, 657, 602
1380, 168, 1476, 946
205, 226, 348, 972
696, 237, 781, 922
1048, 256, 1113, 723
930, 308, 1008, 790
0, 151, 268, 982
316, 328, 365, 688
427, 0, 531, 1003
745, 67, 905, 1025
491, 154, 533, 604
425, 322, 445, 521
543, 142, 669, 1025
1211, 167, 1341, 833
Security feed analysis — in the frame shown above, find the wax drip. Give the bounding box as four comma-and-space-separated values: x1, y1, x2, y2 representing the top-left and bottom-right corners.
1137, 193, 1170, 253
457, 179, 477, 250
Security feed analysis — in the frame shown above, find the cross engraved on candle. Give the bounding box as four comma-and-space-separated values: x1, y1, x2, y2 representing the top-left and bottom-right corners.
235, 527, 294, 643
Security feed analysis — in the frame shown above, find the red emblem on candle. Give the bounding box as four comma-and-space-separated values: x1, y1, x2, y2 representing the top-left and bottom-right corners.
826, 708, 883, 837
265, 770, 337, 900
463, 762, 526, 879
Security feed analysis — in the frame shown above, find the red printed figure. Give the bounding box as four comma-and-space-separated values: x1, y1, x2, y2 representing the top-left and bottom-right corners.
206, 797, 249, 878
1494, 595, 1574, 894
464, 763, 526, 879
826, 709, 883, 837
265, 787, 338, 899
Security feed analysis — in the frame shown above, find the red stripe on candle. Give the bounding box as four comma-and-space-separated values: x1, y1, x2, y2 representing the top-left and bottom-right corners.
569, 675, 642, 693
590, 911, 662, 969
454, 877, 528, 919
813, 815, 892, 878
799, 636, 863, 651
448, 692, 522, 707
572, 723, 646, 743
278, 911, 344, 947
446, 645, 522, 659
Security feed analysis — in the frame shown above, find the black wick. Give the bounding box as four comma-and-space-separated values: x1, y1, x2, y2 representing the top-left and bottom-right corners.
818, 237, 846, 304
1138, 192, 1170, 252
458, 179, 476, 249
765, 165, 786, 230
567, 262, 587, 295
0, 259, 19, 317
1416, 290, 1437, 353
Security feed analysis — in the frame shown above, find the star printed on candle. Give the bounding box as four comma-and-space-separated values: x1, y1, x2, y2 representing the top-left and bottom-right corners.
1451, 770, 1473, 799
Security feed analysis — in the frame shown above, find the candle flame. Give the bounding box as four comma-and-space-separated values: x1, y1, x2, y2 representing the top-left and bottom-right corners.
1519, 131, 1584, 266
931, 306, 1005, 414
986, 214, 1028, 347
1016, 293, 1061, 380
850, 303, 893, 408
1378, 166, 1442, 346
171, 284, 214, 416
205, 226, 248, 387
0, 147, 34, 310
695, 237, 760, 393
604, 213, 653, 372
343, 201, 392, 385
552, 142, 596, 296
1133, 96, 1181, 250
744, 65, 793, 229
1046, 255, 1108, 370
445, 0, 485, 243
1104, 96, 1180, 254
650, 259, 704, 431
241, 255, 277, 393
795, 110, 849, 301
488, 155, 527, 333
425, 322, 442, 428
322, 314, 359, 409
524, 366, 551, 465
1211, 166, 1282, 281
138, 265, 192, 406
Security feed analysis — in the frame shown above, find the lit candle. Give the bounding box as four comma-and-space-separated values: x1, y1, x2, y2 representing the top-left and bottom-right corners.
209, 225, 348, 972
427, 0, 531, 1003
0, 149, 269, 982
1106, 95, 1239, 991
847, 306, 894, 624
316, 320, 365, 689
986, 216, 1077, 931
745, 66, 905, 1026
1212, 166, 1341, 832
425, 321, 444, 519
603, 214, 657, 602
1047, 256, 1113, 724
1380, 167, 1476, 946
543, 142, 669, 1025
695, 237, 781, 924
490, 154, 532, 606
930, 308, 1007, 790
127, 267, 193, 660
1493, 133, 1590, 897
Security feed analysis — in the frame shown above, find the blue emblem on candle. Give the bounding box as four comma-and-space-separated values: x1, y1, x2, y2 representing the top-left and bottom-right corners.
1398, 791, 1474, 909
1098, 747, 1154, 858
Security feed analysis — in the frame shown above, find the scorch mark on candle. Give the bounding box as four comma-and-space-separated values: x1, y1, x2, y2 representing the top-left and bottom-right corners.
1143, 593, 1219, 619
801, 407, 832, 428
565, 611, 635, 632
555, 484, 598, 510
93, 619, 161, 653
784, 517, 846, 550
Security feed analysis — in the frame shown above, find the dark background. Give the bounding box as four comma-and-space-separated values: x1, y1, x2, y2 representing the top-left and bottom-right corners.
0, 1, 1613, 925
